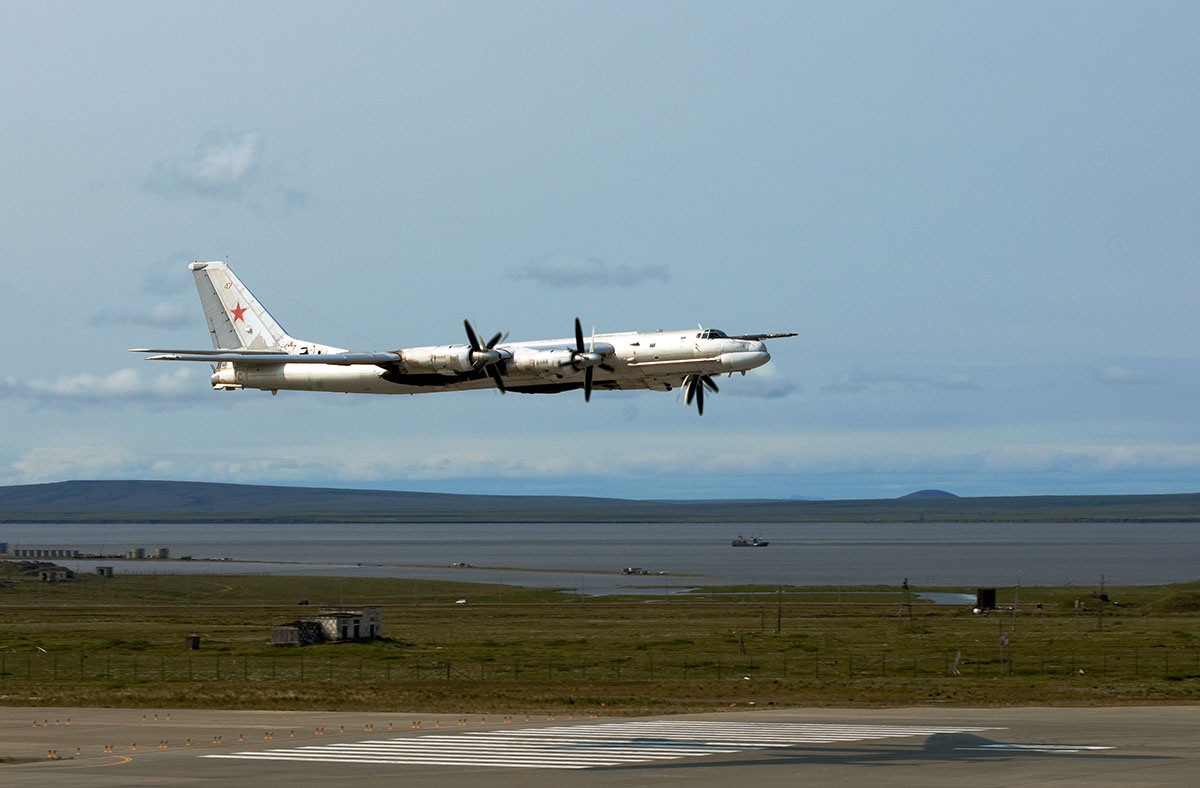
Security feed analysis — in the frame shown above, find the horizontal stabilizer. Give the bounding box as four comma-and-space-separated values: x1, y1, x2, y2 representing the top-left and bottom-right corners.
130, 348, 288, 356
132, 349, 401, 365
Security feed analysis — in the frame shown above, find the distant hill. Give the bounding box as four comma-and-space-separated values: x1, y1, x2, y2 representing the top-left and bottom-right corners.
1, 480, 1199, 524
899, 489, 959, 500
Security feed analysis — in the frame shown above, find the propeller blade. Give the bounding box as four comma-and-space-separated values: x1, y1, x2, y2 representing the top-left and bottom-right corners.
574, 317, 585, 354
584, 366, 593, 402
464, 320, 482, 351
464, 319, 506, 393
682, 374, 711, 415
487, 364, 506, 394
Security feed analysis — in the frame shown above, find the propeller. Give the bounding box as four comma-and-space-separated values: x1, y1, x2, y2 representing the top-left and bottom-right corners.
464, 320, 507, 393
571, 317, 614, 402
683, 373, 720, 415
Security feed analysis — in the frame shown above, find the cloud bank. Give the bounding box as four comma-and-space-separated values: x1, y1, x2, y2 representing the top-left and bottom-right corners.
823, 365, 983, 394
0, 368, 201, 407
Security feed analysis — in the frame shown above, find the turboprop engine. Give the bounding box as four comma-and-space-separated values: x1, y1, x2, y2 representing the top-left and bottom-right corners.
507, 347, 576, 373
397, 345, 475, 375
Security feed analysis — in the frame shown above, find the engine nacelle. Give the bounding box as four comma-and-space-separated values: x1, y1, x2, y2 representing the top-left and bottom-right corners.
508, 347, 575, 373
398, 345, 474, 375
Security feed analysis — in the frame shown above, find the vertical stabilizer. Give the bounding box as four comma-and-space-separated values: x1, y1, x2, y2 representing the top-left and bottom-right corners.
190, 261, 294, 350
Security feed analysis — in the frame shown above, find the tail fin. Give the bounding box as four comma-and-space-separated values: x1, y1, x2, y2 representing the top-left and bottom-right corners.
190, 261, 294, 350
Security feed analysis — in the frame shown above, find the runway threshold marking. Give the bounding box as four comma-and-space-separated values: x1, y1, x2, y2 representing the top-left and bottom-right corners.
204, 720, 999, 770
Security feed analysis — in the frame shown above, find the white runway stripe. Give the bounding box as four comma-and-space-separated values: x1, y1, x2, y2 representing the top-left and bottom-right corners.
205, 720, 998, 770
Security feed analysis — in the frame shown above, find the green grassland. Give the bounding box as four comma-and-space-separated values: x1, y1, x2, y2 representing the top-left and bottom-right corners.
1, 563, 1199, 714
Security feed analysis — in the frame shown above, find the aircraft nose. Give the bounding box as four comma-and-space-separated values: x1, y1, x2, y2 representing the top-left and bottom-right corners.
721, 342, 770, 371
743, 340, 770, 365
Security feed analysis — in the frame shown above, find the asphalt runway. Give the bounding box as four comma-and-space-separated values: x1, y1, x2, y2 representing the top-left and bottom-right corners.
2, 704, 1197, 786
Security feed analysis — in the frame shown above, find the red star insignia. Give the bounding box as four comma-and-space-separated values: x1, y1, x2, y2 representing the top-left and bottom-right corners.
231, 302, 248, 322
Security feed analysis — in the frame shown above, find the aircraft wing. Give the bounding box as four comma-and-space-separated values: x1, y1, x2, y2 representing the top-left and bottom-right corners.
130, 349, 401, 365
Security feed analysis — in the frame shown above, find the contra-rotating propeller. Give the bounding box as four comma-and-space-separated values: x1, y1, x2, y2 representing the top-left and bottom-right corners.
683, 373, 720, 416
571, 317, 614, 402
464, 320, 507, 393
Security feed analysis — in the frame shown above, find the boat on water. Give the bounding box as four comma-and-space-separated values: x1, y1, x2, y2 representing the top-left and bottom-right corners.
731, 535, 769, 547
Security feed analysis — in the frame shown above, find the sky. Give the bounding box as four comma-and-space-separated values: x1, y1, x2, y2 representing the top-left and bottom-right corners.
2, 2, 1198, 501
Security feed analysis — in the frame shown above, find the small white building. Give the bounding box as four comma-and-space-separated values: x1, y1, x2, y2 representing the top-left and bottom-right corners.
310, 607, 382, 641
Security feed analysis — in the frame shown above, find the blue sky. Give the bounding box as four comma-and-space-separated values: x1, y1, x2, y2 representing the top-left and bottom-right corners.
2, 2, 1198, 500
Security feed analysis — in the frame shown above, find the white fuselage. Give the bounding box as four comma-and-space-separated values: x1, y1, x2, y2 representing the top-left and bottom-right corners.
211, 329, 770, 395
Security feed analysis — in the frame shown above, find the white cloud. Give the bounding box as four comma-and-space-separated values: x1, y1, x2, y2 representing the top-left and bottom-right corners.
514, 255, 670, 288
146, 130, 262, 199
724, 366, 798, 400
92, 300, 192, 329
0, 367, 200, 407
9, 446, 141, 484
1094, 365, 1155, 385
144, 130, 307, 208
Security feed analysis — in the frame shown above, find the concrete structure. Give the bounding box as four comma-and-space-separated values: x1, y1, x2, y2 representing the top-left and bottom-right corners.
311, 607, 382, 641
272, 607, 382, 645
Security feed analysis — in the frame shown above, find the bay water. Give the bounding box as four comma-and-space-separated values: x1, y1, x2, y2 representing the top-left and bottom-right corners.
6, 521, 1199, 595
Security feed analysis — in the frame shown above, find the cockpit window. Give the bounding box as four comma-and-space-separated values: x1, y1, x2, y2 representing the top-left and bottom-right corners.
698, 329, 728, 339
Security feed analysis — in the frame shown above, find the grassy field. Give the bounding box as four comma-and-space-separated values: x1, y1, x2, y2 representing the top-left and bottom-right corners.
1, 562, 1199, 714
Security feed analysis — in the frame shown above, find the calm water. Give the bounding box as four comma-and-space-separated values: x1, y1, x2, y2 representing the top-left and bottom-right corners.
7, 521, 1200, 594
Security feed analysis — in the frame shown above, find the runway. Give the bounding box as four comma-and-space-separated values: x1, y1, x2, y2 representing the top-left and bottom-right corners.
2, 705, 1196, 786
